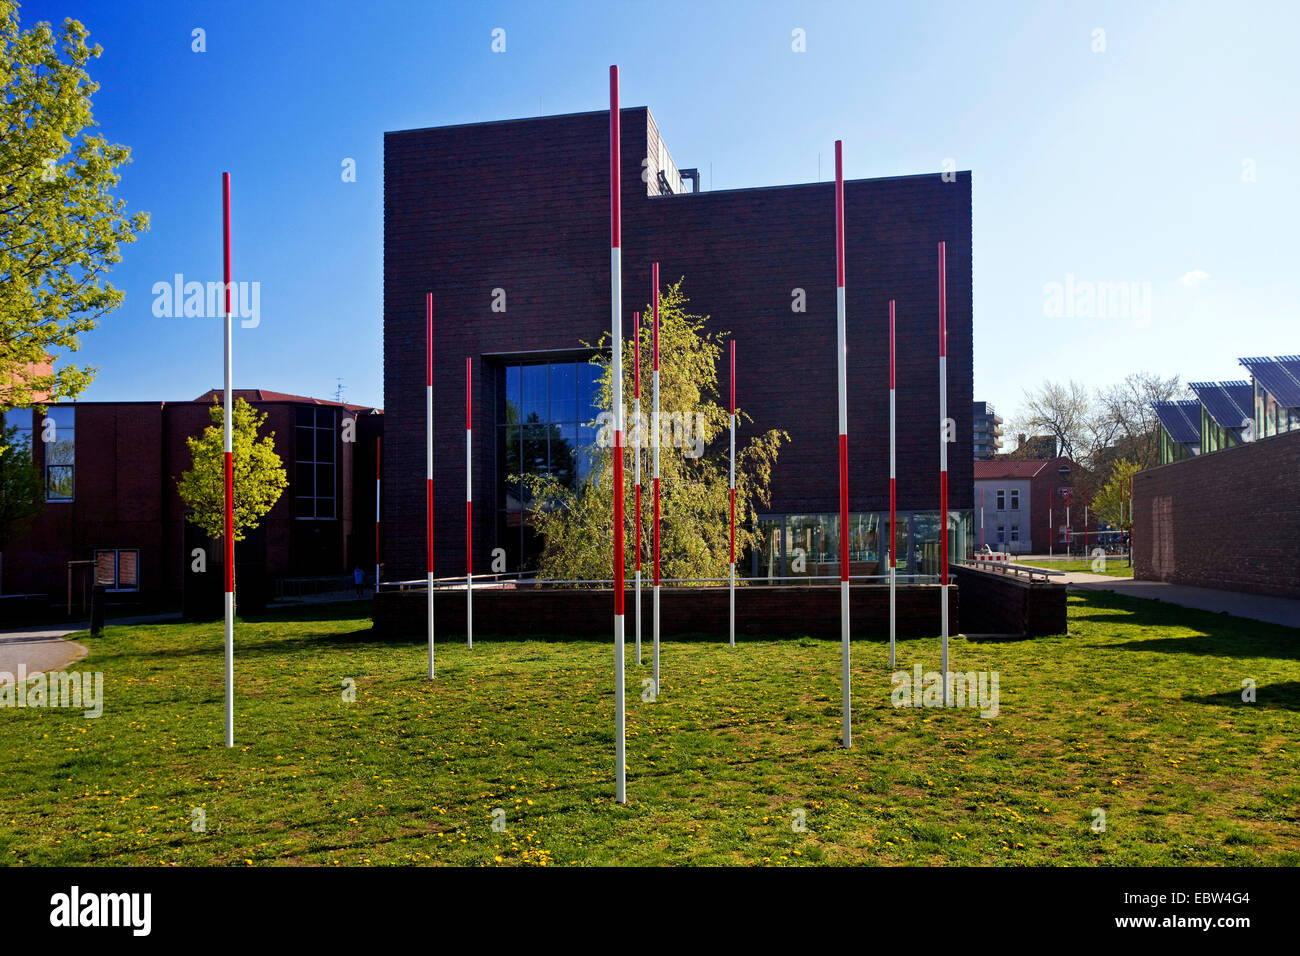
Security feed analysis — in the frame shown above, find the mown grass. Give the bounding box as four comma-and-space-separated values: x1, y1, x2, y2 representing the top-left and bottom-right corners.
1021, 558, 1134, 577
1, 591, 1296, 866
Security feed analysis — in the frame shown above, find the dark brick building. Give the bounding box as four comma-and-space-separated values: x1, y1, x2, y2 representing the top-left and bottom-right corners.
1, 391, 382, 614
383, 106, 974, 581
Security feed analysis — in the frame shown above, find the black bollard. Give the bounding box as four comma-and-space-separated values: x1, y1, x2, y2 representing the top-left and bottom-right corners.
90, 584, 106, 637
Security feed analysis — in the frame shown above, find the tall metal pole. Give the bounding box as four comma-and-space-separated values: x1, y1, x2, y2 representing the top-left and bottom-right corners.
889, 298, 897, 669
728, 338, 736, 649
938, 240, 951, 708
979, 486, 984, 551
1049, 504, 1053, 560
609, 65, 627, 805
466, 356, 473, 649
221, 172, 234, 749
652, 261, 661, 697
375, 436, 381, 591
634, 311, 642, 665
835, 141, 851, 748
427, 293, 435, 679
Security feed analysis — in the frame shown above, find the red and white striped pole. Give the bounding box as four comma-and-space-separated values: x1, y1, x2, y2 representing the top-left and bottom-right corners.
979, 486, 984, 552
426, 292, 435, 679
728, 338, 736, 648
938, 241, 951, 707
889, 298, 897, 669
375, 436, 381, 591
609, 65, 627, 805
835, 141, 851, 748
634, 311, 642, 665
221, 172, 234, 749
466, 356, 473, 650
652, 260, 661, 697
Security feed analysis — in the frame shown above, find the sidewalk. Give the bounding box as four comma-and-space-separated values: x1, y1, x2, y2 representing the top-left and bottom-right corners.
0, 612, 181, 673
1057, 573, 1300, 628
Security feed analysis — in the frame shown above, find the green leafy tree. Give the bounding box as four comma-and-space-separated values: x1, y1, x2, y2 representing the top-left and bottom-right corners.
0, 423, 41, 590
176, 399, 288, 546
524, 279, 788, 584
0, 1, 149, 409
1091, 458, 1140, 531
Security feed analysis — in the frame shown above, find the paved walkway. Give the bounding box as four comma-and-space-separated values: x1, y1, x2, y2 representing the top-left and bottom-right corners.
1057, 573, 1300, 628
0, 613, 180, 673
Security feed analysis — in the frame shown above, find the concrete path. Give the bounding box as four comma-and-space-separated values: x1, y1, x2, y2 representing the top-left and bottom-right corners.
0, 613, 181, 674
1057, 573, 1300, 629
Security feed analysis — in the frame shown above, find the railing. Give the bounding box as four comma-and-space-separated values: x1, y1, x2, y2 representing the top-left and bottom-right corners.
378, 572, 943, 591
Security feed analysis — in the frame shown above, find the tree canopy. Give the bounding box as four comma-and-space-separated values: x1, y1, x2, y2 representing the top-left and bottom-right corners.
176, 399, 288, 543
0, 1, 149, 410
524, 279, 787, 584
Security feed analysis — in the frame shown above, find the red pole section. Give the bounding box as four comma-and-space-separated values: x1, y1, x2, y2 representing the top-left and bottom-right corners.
426, 292, 435, 679
938, 241, 949, 586
466, 355, 474, 648
889, 299, 896, 569
466, 356, 472, 578
834, 141, 850, 748
938, 240, 951, 704
652, 262, 660, 590
222, 174, 233, 596
634, 312, 641, 573
610, 64, 626, 805
729, 339, 736, 565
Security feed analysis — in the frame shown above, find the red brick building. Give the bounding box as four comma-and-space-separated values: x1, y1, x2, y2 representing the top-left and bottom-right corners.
0, 390, 382, 613
974, 456, 1096, 554
382, 107, 975, 581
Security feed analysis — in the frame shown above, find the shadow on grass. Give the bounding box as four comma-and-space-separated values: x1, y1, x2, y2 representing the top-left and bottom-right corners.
1185, 681, 1300, 712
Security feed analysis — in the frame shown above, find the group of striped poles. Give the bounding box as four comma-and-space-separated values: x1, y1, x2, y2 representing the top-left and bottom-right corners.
218, 68, 955, 792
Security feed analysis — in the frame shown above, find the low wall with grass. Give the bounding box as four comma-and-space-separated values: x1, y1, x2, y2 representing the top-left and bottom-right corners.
372, 583, 960, 640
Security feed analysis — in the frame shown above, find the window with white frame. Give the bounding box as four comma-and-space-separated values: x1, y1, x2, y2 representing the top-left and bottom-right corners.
996, 489, 1005, 510
1010, 489, 1020, 510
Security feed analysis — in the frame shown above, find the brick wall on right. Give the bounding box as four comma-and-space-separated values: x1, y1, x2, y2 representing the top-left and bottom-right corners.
1133, 430, 1300, 598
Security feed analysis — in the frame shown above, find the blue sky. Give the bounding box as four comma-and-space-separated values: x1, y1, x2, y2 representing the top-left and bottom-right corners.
20, 0, 1299, 428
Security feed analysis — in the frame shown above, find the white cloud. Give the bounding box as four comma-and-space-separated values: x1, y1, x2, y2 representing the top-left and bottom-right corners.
1179, 269, 1210, 288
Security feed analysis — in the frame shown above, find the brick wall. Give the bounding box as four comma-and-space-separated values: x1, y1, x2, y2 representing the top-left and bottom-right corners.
373, 583, 958, 640
1133, 430, 1300, 597
383, 107, 974, 581
951, 566, 1067, 636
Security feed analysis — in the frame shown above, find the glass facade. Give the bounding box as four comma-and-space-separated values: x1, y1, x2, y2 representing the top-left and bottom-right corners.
294, 406, 336, 519
748, 510, 973, 581
497, 358, 603, 569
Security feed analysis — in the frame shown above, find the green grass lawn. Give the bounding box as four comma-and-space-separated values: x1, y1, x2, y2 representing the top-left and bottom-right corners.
1, 592, 1296, 866
1020, 558, 1134, 577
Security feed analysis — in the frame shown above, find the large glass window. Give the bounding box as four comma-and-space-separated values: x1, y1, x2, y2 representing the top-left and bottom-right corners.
295, 406, 336, 519
498, 358, 603, 569
43, 406, 75, 502
756, 511, 972, 580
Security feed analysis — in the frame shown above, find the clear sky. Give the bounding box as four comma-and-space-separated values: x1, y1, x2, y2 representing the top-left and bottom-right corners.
20, 0, 1299, 426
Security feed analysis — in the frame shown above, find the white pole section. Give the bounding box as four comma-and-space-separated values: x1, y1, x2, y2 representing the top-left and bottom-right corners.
729, 338, 736, 648
634, 311, 642, 665
652, 260, 661, 697
222, 172, 234, 749
466, 355, 473, 649
835, 141, 851, 749
427, 292, 435, 679
610, 65, 627, 805
889, 298, 896, 669
938, 241, 950, 707
375, 436, 381, 592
